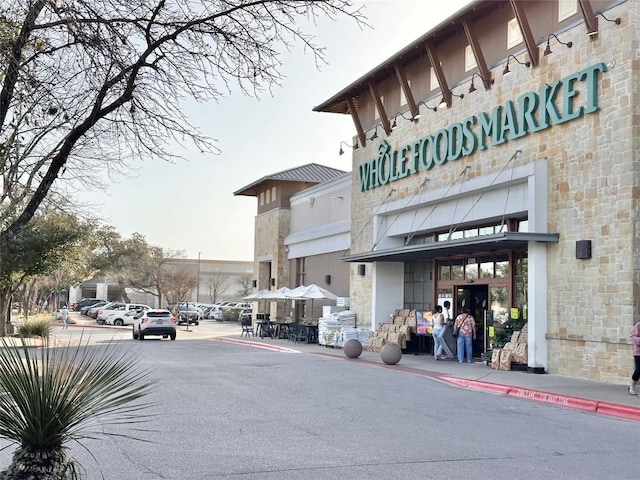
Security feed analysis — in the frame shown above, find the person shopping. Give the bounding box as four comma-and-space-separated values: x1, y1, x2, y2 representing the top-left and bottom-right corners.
437, 300, 454, 358
454, 308, 476, 363
630, 321, 640, 395
431, 306, 445, 360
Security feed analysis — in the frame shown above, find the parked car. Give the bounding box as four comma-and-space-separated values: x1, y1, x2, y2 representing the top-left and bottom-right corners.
213, 302, 252, 321
80, 300, 107, 316
132, 309, 176, 341
89, 301, 123, 319
176, 305, 202, 325
75, 298, 106, 312
94, 302, 125, 323
102, 304, 151, 326
238, 307, 252, 322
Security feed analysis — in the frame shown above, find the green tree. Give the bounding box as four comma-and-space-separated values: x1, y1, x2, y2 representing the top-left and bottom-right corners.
0, 1, 364, 248
0, 212, 89, 333
0, 338, 155, 479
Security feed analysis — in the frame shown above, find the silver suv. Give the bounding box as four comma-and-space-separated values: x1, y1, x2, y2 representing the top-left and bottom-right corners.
133, 309, 177, 341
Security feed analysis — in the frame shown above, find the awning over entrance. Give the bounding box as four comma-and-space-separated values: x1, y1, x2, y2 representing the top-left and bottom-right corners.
340, 232, 559, 263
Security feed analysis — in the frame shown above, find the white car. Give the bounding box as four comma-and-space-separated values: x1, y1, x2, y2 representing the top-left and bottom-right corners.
100, 304, 151, 326
133, 309, 177, 341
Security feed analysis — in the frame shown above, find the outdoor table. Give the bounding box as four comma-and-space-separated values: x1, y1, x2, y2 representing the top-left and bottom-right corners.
256, 320, 275, 338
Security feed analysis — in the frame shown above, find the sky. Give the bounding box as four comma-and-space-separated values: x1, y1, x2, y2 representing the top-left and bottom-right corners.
79, 0, 472, 262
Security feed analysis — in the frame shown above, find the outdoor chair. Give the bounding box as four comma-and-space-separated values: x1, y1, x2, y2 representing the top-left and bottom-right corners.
241, 318, 254, 337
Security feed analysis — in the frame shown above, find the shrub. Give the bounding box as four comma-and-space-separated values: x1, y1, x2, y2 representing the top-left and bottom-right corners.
222, 308, 239, 322
17, 319, 51, 338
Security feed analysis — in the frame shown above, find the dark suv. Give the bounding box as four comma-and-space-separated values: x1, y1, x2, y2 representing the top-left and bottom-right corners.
176, 305, 201, 325
73, 298, 106, 312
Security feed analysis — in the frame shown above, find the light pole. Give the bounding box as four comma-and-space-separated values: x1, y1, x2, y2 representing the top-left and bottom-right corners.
196, 252, 202, 303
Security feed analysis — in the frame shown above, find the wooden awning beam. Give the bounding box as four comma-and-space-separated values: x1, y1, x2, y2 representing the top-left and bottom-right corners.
346, 96, 366, 148
578, 0, 598, 38
394, 64, 419, 118
425, 43, 451, 107
368, 82, 392, 136
509, 0, 539, 68
463, 18, 493, 89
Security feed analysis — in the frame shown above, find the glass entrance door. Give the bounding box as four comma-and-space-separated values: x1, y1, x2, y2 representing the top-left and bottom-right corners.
455, 285, 489, 357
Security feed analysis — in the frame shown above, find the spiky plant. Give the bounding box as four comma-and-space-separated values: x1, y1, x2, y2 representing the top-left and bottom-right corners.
0, 337, 156, 479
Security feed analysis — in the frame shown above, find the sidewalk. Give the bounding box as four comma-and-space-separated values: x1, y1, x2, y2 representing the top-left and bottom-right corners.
217, 333, 640, 422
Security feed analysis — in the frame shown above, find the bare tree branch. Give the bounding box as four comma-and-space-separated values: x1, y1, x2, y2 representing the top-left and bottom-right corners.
0, 0, 366, 247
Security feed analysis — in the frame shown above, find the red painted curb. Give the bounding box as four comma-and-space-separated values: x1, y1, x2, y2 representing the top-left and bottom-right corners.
595, 402, 640, 421
215, 337, 300, 353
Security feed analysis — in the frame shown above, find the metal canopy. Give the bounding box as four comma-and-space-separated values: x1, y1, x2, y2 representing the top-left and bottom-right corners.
340, 232, 559, 263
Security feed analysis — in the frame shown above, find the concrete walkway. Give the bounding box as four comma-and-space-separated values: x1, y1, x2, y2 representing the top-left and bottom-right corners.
63, 312, 640, 421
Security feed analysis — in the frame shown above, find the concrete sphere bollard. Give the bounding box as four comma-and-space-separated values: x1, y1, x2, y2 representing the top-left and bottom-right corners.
343, 339, 363, 359
380, 343, 402, 365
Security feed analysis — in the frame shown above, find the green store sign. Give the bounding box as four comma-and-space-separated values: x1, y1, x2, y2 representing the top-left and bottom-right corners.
357, 62, 607, 192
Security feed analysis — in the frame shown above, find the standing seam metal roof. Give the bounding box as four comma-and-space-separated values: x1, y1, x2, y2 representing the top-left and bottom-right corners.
233, 163, 347, 196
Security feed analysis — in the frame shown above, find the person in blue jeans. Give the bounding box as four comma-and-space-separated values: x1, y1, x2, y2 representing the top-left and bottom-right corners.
454, 308, 476, 363
431, 305, 445, 359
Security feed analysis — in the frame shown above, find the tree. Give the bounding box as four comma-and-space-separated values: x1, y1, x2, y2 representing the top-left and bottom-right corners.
0, 1, 365, 248
124, 244, 185, 307
163, 267, 197, 307
236, 275, 253, 298
206, 273, 229, 303
0, 212, 89, 334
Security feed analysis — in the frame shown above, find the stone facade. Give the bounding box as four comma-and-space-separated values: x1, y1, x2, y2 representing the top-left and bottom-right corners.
338, 1, 637, 383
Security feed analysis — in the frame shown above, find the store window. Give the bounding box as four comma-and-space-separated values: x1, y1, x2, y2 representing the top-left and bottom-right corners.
430, 66, 439, 91
400, 80, 411, 106
464, 45, 476, 72
438, 260, 451, 281
495, 254, 509, 278
479, 256, 494, 278
296, 257, 306, 286
465, 257, 478, 280
514, 252, 528, 327
558, 0, 577, 21
404, 262, 433, 311
507, 18, 523, 49
451, 258, 464, 280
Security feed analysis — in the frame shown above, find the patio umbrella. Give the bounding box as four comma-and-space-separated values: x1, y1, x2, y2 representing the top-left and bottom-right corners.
243, 289, 271, 300
285, 284, 338, 321
243, 289, 272, 312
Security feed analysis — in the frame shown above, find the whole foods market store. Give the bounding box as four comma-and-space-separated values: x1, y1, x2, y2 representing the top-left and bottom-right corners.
342, 158, 559, 373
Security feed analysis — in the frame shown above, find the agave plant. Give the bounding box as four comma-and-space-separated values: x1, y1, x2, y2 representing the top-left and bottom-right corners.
0, 336, 156, 479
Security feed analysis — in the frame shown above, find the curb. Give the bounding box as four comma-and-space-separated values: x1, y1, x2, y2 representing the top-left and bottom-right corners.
215, 337, 301, 353
435, 376, 640, 421
215, 341, 640, 422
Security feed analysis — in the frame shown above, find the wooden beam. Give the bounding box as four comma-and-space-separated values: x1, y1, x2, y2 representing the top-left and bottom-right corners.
578, 0, 598, 38
368, 82, 391, 136
463, 18, 492, 89
509, 0, 539, 68
425, 43, 450, 107
346, 96, 366, 148
394, 64, 419, 118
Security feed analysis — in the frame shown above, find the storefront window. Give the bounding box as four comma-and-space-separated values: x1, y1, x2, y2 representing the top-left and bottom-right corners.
495, 254, 509, 278
451, 258, 464, 280
438, 261, 450, 281
465, 257, 478, 280
479, 256, 494, 278
490, 287, 509, 324
404, 262, 433, 311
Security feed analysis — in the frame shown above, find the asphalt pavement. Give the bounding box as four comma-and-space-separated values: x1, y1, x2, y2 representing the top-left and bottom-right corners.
63, 312, 640, 422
